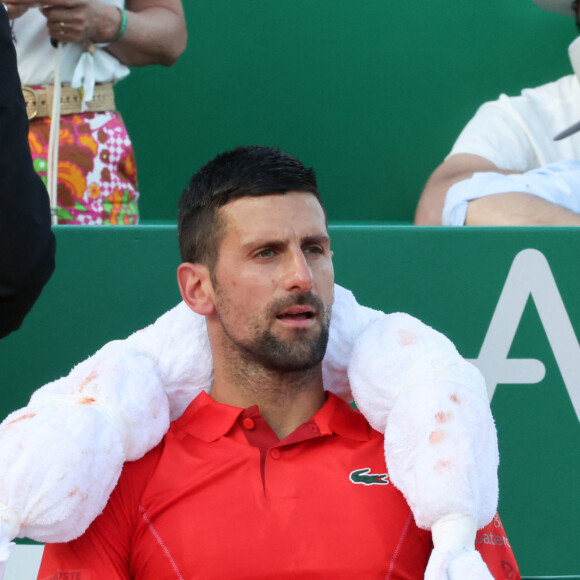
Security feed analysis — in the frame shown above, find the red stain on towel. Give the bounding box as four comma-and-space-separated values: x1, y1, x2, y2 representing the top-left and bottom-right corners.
429, 429, 446, 444
397, 329, 418, 346
78, 397, 96, 405
434, 459, 451, 472
8, 412, 36, 425
78, 370, 98, 392
435, 412, 453, 423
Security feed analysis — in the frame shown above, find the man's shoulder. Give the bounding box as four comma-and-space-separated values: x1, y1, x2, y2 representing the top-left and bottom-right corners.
119, 439, 166, 486
448, 74, 580, 167
518, 73, 579, 103
465, 74, 578, 116
119, 391, 214, 480
487, 74, 579, 111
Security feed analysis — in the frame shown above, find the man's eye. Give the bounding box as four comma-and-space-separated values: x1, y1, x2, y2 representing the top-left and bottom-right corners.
256, 248, 275, 258
304, 246, 323, 254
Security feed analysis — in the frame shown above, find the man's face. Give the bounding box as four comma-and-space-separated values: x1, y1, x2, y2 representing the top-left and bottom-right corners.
210, 191, 334, 372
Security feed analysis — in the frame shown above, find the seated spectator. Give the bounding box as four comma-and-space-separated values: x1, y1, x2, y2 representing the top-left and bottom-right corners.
415, 0, 580, 226
0, 5, 55, 339
6, 0, 187, 225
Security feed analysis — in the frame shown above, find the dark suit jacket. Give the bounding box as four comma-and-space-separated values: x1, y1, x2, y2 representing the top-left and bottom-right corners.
0, 7, 56, 339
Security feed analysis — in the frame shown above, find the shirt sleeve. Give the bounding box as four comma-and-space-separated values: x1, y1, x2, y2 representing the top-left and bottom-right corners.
475, 513, 521, 580
448, 96, 540, 172
36, 483, 133, 580
36, 445, 164, 580
0, 7, 55, 340
442, 159, 580, 225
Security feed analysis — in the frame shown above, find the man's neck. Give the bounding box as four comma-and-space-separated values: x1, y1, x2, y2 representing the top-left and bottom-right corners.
210, 359, 326, 440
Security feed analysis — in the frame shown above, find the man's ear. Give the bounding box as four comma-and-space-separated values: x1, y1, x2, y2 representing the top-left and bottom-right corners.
177, 262, 216, 316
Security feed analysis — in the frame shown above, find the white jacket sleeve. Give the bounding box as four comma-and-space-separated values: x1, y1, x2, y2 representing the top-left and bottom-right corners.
442, 159, 580, 225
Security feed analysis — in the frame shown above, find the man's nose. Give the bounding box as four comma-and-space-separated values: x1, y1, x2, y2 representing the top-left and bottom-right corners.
285, 250, 313, 292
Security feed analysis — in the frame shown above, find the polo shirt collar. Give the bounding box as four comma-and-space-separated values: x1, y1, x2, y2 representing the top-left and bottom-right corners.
177, 391, 243, 442
176, 390, 370, 443
314, 392, 370, 442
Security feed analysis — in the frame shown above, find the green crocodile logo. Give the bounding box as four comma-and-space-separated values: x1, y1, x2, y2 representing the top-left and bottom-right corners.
349, 468, 390, 486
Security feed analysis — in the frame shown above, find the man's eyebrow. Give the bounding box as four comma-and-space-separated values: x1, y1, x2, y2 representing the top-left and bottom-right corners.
301, 234, 330, 246
242, 238, 285, 251
242, 234, 330, 251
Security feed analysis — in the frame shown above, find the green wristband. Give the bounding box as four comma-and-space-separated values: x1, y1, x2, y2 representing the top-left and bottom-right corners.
112, 7, 127, 42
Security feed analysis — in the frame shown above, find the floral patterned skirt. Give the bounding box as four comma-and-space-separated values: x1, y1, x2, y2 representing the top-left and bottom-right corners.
28, 111, 139, 225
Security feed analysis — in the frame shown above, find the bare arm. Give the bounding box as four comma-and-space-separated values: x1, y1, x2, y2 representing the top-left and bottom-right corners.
102, 0, 187, 67
31, 0, 187, 67
465, 192, 580, 225
416, 153, 580, 226
415, 154, 513, 225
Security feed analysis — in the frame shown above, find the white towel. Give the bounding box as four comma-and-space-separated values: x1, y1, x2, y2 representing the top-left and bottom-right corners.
0, 343, 170, 548
125, 302, 212, 420
349, 313, 498, 580
349, 313, 498, 529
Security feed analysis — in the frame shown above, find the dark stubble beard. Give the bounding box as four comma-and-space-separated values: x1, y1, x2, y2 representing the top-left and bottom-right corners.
219, 291, 332, 373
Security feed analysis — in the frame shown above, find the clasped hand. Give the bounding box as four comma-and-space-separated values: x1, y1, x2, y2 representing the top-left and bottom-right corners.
4, 0, 105, 44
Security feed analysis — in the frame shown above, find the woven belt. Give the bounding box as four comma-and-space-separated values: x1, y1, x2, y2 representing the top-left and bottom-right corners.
22, 82, 116, 120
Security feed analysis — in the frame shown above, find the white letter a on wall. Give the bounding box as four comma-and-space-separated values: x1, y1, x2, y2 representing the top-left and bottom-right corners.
470, 249, 580, 422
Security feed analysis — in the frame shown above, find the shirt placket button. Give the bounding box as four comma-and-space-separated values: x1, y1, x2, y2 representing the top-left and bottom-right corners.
270, 448, 281, 460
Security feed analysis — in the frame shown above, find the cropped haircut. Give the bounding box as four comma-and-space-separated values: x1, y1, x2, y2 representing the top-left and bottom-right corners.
178, 146, 323, 272
574, 0, 580, 30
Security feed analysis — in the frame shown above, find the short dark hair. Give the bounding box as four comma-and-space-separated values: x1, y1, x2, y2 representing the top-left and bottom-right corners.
178, 146, 323, 270
574, 0, 580, 31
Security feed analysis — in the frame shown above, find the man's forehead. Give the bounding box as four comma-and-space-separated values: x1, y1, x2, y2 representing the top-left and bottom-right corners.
215, 192, 328, 252
224, 190, 321, 207
220, 191, 326, 225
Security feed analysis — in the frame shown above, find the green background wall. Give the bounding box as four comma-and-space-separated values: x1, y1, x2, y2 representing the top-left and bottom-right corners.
115, 0, 576, 223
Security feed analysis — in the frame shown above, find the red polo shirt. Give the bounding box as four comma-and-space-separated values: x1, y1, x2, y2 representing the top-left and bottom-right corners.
38, 392, 519, 579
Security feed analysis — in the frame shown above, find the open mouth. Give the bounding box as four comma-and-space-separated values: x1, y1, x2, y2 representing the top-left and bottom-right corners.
276, 305, 317, 323
277, 311, 315, 321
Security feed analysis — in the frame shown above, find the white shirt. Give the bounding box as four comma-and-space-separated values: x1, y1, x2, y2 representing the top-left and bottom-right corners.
13, 3, 129, 87
448, 74, 580, 171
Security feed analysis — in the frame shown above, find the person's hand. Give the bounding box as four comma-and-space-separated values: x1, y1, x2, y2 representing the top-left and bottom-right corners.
40, 0, 109, 44
3, 0, 40, 19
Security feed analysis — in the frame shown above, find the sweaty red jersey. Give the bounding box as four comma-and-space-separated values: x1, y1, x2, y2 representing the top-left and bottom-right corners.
38, 392, 519, 579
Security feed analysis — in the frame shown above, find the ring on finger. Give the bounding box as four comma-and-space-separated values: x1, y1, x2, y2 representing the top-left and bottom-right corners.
59, 21, 65, 32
